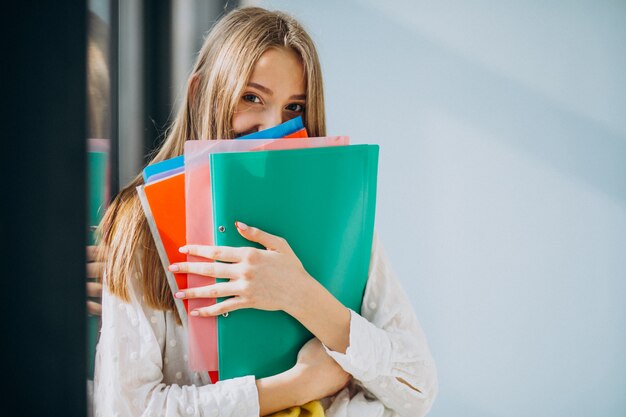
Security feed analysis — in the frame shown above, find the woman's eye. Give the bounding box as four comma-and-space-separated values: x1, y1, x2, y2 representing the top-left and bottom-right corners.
286, 103, 305, 113
243, 94, 261, 104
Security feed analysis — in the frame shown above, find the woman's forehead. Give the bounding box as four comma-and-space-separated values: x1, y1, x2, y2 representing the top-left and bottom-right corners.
247, 47, 306, 95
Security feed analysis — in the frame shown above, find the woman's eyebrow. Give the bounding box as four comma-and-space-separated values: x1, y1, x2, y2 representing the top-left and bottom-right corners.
289, 94, 306, 100
248, 82, 273, 95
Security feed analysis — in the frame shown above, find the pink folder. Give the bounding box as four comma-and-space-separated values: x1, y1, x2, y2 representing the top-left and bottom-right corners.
184, 137, 350, 373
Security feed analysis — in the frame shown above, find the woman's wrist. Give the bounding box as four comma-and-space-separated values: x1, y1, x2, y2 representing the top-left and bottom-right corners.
285, 276, 351, 354
282, 272, 318, 316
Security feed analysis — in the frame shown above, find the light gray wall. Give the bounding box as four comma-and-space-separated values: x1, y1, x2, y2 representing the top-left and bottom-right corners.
245, 1, 626, 416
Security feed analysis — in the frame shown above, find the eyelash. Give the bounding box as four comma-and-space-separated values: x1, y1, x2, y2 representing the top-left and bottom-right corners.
243, 94, 261, 104
285, 103, 305, 113
242, 94, 305, 113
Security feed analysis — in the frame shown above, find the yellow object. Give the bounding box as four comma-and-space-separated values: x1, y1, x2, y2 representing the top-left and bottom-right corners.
268, 400, 325, 417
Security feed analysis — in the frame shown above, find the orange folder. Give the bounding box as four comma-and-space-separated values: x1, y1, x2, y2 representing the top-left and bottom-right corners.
283, 128, 308, 138
138, 173, 189, 315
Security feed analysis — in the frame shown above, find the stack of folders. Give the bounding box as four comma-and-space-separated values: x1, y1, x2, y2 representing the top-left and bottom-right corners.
137, 116, 379, 383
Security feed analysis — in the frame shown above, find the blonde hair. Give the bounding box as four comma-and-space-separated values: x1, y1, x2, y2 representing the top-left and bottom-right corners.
99, 7, 326, 321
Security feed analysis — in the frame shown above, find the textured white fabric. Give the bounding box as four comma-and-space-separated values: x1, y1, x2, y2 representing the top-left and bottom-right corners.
322, 234, 438, 417
94, 233, 437, 416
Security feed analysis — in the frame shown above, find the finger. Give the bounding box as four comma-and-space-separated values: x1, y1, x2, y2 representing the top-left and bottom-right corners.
86, 262, 104, 279
86, 245, 98, 262
235, 221, 289, 252
190, 297, 245, 317
87, 245, 106, 262
179, 245, 243, 263
87, 300, 102, 316
175, 282, 240, 300
168, 261, 238, 279
86, 282, 103, 298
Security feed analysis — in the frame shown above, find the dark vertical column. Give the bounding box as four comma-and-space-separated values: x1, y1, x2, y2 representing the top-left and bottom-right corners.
1, 1, 87, 416
143, 0, 173, 162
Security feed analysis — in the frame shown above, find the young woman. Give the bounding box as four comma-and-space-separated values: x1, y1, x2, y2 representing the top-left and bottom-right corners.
94, 6, 437, 417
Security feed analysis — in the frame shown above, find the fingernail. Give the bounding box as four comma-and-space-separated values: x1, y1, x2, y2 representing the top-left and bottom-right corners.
179, 246, 189, 254
190, 310, 199, 316
174, 291, 185, 299
236, 221, 248, 230
169, 264, 180, 272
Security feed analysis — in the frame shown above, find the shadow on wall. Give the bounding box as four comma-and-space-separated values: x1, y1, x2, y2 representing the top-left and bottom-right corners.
326, 0, 626, 207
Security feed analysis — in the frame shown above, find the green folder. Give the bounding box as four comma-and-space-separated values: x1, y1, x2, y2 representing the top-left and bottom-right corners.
210, 144, 379, 380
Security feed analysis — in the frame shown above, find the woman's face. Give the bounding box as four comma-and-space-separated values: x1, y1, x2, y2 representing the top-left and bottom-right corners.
232, 47, 306, 137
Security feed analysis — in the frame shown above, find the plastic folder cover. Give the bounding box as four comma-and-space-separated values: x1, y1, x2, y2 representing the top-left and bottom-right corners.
210, 144, 379, 380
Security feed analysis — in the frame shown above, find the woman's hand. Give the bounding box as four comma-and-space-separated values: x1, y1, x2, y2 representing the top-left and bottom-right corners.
169, 221, 316, 317
86, 245, 103, 316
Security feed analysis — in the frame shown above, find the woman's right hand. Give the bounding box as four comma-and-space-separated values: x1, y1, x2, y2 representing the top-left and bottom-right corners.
292, 338, 351, 403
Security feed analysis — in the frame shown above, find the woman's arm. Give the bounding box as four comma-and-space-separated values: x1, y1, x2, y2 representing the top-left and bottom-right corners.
257, 338, 350, 415
320, 234, 438, 417
172, 224, 437, 415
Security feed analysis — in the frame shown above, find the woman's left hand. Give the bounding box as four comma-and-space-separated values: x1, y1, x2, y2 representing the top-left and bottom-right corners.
169, 221, 315, 317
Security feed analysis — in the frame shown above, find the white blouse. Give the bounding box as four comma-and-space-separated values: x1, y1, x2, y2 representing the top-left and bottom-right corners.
94, 234, 438, 416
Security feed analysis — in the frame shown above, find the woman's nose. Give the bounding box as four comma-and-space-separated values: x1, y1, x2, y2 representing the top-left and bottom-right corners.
258, 110, 284, 131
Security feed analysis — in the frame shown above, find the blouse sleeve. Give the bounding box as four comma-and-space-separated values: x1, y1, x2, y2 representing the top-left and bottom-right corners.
323, 233, 438, 417
94, 270, 260, 417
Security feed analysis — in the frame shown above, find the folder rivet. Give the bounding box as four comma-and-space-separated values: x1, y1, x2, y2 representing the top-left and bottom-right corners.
218, 226, 226, 233
222, 312, 229, 317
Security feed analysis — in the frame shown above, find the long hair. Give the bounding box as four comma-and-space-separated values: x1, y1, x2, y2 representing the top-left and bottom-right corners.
98, 7, 326, 321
